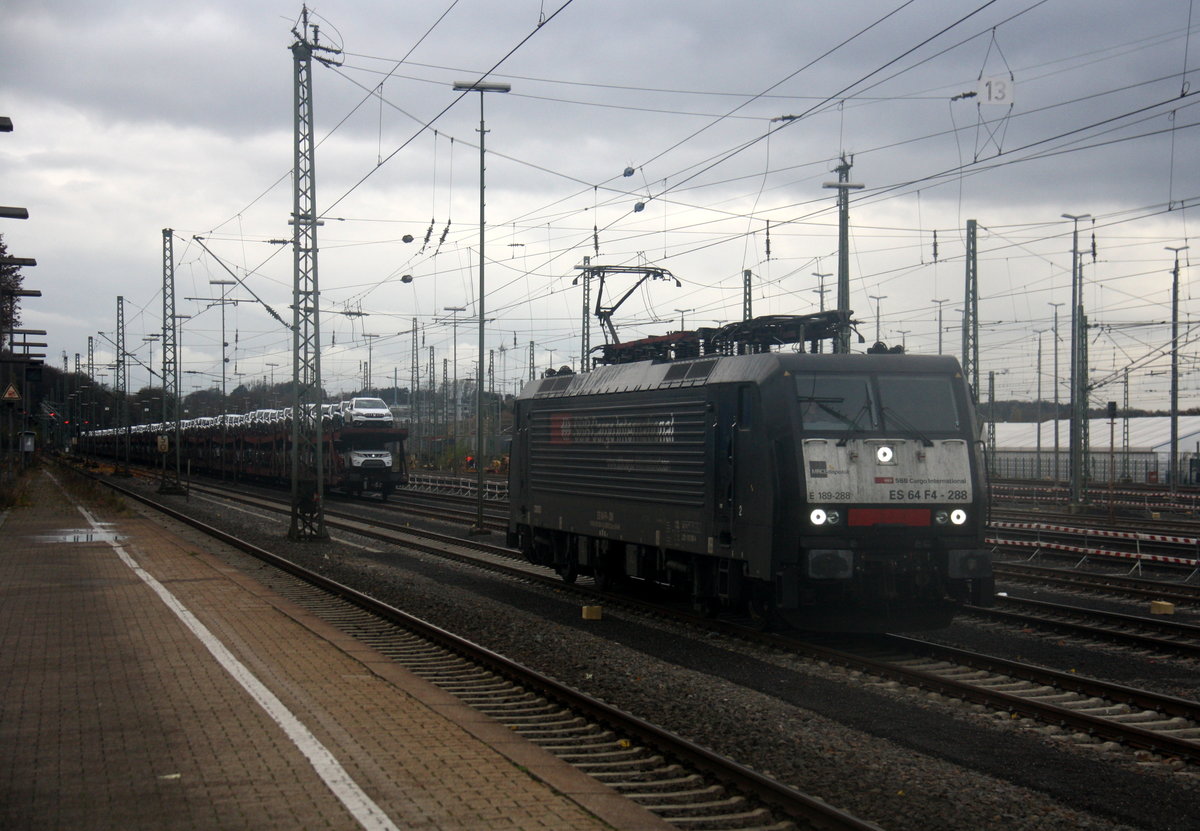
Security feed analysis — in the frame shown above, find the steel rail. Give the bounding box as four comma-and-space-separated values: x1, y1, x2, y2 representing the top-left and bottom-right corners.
993, 561, 1200, 604
964, 595, 1200, 658
94, 465, 1200, 770
860, 635, 1200, 763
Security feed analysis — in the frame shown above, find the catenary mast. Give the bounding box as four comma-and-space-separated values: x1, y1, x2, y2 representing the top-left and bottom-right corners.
288, 6, 340, 540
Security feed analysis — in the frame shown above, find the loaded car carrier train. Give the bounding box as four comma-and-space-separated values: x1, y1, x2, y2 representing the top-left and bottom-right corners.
508, 314, 993, 632
84, 409, 407, 499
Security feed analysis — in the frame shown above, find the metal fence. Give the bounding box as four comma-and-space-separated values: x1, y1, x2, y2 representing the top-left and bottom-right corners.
406, 472, 509, 500
988, 449, 1185, 484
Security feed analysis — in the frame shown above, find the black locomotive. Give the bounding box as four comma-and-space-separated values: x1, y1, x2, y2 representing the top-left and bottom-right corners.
507, 315, 993, 632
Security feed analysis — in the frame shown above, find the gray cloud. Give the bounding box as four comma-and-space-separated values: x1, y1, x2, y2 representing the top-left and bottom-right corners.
3, 0, 1198, 406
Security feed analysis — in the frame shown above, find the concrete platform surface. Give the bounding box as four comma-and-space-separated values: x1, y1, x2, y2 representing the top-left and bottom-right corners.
0, 468, 673, 830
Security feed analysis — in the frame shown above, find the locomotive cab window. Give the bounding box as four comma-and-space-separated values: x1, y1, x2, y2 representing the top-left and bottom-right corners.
795, 374, 876, 432
876, 375, 961, 434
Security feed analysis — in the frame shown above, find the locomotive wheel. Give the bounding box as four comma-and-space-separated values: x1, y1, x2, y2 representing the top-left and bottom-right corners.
691, 560, 720, 618
518, 529, 537, 563
747, 585, 776, 630
592, 540, 623, 591
551, 531, 577, 584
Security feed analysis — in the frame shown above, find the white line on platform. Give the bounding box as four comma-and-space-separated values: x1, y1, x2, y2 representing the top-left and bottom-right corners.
47, 472, 398, 831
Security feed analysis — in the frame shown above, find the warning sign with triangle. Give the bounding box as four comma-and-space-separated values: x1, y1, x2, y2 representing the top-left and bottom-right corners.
2, 384, 20, 401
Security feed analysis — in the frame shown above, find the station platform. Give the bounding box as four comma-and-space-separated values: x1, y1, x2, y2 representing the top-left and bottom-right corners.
0, 467, 672, 830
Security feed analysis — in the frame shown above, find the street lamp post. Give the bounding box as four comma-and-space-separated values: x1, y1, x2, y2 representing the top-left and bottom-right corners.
812, 273, 831, 312
444, 306, 465, 453
1034, 328, 1046, 479
142, 335, 159, 391
812, 272, 831, 353
1062, 212, 1091, 507
1167, 245, 1189, 490
452, 79, 510, 535
1048, 301, 1064, 481
869, 294, 887, 344
363, 333, 380, 394
932, 298, 948, 354
210, 279, 235, 478
141, 333, 160, 474
173, 314, 191, 484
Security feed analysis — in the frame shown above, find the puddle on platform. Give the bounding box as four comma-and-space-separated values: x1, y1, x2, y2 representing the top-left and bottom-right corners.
34, 527, 121, 544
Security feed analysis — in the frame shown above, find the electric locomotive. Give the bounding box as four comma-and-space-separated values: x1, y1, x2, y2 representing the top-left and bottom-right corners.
507, 314, 993, 632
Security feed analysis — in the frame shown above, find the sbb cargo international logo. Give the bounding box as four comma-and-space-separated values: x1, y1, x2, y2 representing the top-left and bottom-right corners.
551, 413, 575, 443
550, 413, 675, 445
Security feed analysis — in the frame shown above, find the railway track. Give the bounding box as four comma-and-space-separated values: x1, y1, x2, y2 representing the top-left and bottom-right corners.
991, 480, 1200, 517
384, 487, 508, 528
163, 468, 1200, 584
961, 594, 1200, 659
842, 634, 1200, 766
406, 478, 1200, 587
989, 517, 1200, 578
121, 470, 1200, 774
205, 479, 1200, 651
76, 465, 881, 831
994, 560, 1200, 605
689, 622, 1200, 769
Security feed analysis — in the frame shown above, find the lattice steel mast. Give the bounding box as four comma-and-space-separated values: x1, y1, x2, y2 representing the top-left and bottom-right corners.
962, 219, 979, 402
159, 228, 185, 493
85, 335, 93, 450
579, 256, 591, 370
116, 295, 129, 475
288, 6, 339, 540
411, 320, 420, 453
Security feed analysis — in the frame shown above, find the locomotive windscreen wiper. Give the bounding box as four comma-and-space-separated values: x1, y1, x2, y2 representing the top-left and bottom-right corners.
881, 406, 934, 447
801, 397, 856, 429
832, 402, 872, 446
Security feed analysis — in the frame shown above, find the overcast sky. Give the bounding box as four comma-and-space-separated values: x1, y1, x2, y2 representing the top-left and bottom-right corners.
4, 0, 1198, 410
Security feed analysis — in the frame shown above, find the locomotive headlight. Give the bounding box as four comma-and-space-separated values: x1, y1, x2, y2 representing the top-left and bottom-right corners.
875, 445, 894, 464
950, 509, 968, 525
935, 510, 950, 525
810, 508, 842, 526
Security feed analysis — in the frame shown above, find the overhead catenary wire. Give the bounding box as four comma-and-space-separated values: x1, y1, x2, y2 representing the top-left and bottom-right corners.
84, 4, 1200, 407
285, 1, 1195, 329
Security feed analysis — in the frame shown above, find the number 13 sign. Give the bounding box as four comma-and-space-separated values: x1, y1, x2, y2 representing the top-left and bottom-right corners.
977, 76, 1014, 106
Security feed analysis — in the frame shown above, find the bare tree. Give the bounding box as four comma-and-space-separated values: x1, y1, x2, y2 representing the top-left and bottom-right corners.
0, 234, 26, 350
